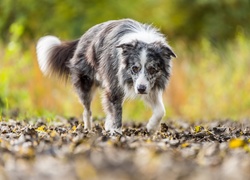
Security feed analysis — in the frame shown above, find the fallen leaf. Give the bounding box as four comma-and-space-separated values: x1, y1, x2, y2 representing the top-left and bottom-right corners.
36, 125, 46, 132
72, 125, 77, 132
194, 126, 202, 133
229, 138, 246, 149
181, 143, 190, 148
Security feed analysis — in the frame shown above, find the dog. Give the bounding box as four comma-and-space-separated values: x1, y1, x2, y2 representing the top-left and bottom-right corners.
36, 19, 176, 134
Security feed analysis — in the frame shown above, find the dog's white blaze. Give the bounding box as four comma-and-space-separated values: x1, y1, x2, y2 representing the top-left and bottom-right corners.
36, 36, 61, 75
140, 49, 147, 66
120, 31, 165, 45
135, 49, 150, 94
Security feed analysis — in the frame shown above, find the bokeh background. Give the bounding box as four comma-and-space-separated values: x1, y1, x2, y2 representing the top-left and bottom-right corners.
0, 0, 250, 121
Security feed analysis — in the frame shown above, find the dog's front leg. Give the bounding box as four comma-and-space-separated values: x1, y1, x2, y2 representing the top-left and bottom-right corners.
146, 91, 166, 133
103, 90, 123, 135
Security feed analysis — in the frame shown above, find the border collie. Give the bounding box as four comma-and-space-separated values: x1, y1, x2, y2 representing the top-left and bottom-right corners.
36, 19, 176, 134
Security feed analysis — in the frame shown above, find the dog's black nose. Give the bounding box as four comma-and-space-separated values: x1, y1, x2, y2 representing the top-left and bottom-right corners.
137, 85, 147, 94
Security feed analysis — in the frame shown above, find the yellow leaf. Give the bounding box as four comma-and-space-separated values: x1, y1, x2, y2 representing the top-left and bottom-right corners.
194, 126, 202, 133
72, 125, 77, 132
36, 125, 46, 132
181, 143, 190, 148
229, 138, 246, 149
243, 145, 250, 152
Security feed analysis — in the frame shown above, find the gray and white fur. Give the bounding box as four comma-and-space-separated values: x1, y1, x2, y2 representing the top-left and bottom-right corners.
36, 19, 176, 134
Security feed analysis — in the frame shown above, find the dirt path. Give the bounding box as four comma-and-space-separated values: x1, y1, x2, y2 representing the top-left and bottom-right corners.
1, 118, 250, 180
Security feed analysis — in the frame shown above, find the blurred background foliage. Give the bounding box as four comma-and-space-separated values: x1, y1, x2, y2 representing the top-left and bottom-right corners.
0, 0, 250, 121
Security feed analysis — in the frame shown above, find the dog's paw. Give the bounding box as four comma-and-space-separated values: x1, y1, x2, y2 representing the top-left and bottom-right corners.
105, 127, 122, 136
146, 123, 159, 135
104, 119, 122, 136
109, 128, 122, 136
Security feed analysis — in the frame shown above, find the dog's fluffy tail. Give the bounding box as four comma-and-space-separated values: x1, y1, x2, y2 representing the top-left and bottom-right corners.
36, 36, 79, 79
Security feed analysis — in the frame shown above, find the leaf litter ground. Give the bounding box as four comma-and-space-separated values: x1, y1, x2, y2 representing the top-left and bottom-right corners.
1, 117, 250, 180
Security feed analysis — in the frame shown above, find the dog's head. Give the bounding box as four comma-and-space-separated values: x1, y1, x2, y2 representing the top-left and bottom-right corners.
117, 41, 176, 94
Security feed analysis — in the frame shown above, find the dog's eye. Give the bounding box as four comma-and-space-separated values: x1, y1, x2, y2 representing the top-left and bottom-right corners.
148, 67, 157, 75
131, 66, 140, 73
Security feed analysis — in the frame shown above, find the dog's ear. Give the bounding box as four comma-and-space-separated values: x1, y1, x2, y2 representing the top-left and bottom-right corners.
116, 42, 136, 54
150, 42, 176, 59
161, 45, 177, 59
